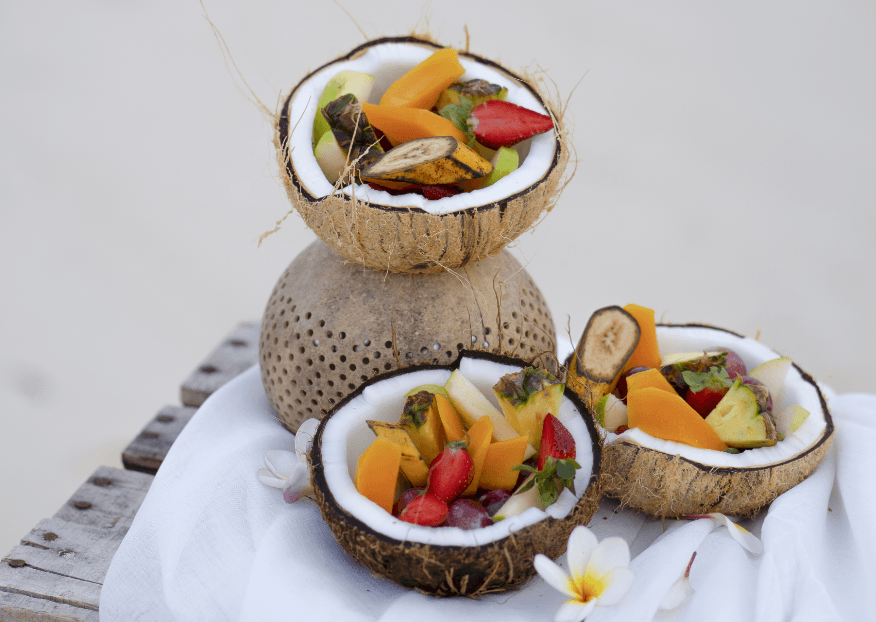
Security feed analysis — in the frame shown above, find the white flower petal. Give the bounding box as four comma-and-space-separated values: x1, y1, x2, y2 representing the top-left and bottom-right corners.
554, 598, 597, 622
534, 554, 577, 599
265, 449, 297, 478
706, 513, 764, 555
594, 566, 634, 606
586, 537, 631, 577
257, 468, 287, 489
659, 576, 693, 610
282, 462, 312, 503
567, 526, 599, 580
294, 418, 320, 463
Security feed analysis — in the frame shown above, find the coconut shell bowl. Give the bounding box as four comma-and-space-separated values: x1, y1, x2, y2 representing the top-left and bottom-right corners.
275, 36, 569, 274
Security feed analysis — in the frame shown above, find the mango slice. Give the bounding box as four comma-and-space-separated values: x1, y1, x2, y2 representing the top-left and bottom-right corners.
478, 435, 529, 491
462, 416, 494, 496
360, 103, 470, 146
435, 393, 466, 443
380, 48, 465, 109
626, 368, 676, 395
621, 304, 662, 371
627, 387, 728, 451
355, 437, 403, 513
367, 420, 429, 486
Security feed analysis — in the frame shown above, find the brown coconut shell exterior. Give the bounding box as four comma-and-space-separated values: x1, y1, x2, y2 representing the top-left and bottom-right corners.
310, 351, 602, 596
275, 36, 570, 275
260, 240, 557, 433
582, 324, 835, 519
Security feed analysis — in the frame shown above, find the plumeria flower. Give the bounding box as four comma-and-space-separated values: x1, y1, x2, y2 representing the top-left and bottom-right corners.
257, 418, 320, 503
683, 513, 763, 555
659, 552, 696, 611
534, 526, 634, 622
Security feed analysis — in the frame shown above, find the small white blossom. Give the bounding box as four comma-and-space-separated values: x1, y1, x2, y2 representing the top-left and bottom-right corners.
684, 513, 763, 555
659, 552, 696, 611
534, 526, 634, 622
257, 418, 320, 503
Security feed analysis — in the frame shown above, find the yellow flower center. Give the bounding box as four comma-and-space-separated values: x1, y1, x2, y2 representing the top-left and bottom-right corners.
572, 571, 606, 604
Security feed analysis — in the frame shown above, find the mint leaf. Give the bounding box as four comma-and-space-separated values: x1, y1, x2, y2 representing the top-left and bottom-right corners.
556, 459, 577, 480
438, 96, 475, 142
682, 366, 733, 393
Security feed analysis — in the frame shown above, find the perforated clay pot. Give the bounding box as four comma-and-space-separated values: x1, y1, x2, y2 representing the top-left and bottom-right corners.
259, 240, 556, 432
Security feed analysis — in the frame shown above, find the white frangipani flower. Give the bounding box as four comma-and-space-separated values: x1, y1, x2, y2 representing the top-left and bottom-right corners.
534, 526, 634, 622
684, 513, 763, 555
659, 552, 696, 611
256, 418, 320, 503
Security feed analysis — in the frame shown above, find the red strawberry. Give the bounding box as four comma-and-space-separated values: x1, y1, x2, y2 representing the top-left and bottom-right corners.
467, 100, 554, 150
419, 184, 462, 200
537, 413, 576, 471
398, 492, 448, 526
685, 386, 727, 418
427, 440, 474, 502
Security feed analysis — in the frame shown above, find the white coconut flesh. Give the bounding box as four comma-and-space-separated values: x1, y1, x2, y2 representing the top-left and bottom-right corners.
316, 356, 594, 548
605, 325, 829, 467
285, 41, 556, 215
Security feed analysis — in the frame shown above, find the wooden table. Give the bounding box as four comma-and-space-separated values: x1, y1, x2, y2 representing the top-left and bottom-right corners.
0, 323, 261, 621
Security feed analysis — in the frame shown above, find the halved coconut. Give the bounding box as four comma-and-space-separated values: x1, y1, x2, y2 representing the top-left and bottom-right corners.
309, 351, 601, 596
275, 36, 569, 274
597, 324, 833, 518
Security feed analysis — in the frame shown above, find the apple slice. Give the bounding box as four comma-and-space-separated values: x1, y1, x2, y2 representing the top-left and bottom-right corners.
773, 403, 810, 438
445, 370, 536, 458
314, 131, 347, 185
312, 70, 376, 146
748, 357, 792, 411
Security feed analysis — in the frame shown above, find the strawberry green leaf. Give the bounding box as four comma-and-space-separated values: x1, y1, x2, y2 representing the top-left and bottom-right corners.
438, 96, 475, 142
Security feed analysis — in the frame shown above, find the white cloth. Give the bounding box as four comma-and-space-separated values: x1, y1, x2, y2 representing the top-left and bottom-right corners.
100, 367, 876, 621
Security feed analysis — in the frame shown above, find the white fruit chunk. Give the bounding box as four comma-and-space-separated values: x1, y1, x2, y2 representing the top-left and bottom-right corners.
595, 393, 628, 433
749, 357, 792, 411
313, 70, 376, 146
493, 474, 542, 520
445, 369, 536, 458
313, 131, 347, 185
773, 403, 810, 438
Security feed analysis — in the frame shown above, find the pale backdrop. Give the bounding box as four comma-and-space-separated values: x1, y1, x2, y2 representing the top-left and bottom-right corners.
1, 0, 874, 556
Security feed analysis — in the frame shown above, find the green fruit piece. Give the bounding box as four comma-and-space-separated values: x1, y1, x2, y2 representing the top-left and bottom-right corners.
594, 393, 627, 433
773, 403, 810, 438
704, 378, 778, 449
476, 146, 519, 190
748, 357, 792, 411
404, 384, 449, 398
492, 367, 563, 450
312, 70, 376, 147
313, 130, 347, 185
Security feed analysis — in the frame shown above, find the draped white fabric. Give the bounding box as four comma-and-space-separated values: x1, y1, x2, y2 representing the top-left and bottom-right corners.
100, 366, 875, 621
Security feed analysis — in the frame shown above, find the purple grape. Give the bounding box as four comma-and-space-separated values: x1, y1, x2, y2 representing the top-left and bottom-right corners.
723, 350, 748, 378
442, 499, 492, 529
394, 487, 425, 516
616, 366, 651, 403
478, 489, 512, 517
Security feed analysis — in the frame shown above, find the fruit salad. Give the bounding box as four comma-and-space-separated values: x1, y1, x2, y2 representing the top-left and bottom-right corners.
354, 366, 581, 528
312, 48, 555, 198
572, 304, 811, 452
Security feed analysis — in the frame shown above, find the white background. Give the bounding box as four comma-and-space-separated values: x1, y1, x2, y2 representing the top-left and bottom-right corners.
1, 0, 873, 556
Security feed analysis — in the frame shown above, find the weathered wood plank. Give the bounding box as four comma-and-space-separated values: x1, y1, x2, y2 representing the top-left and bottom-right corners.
0, 589, 97, 622
121, 404, 197, 474
9, 518, 124, 585
180, 321, 260, 407
52, 467, 152, 535
0, 564, 99, 613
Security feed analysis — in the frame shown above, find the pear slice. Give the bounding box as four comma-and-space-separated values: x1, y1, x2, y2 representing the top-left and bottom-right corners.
748, 357, 792, 411
445, 370, 536, 459
594, 393, 628, 433
492, 474, 542, 521
312, 70, 376, 146
773, 403, 810, 438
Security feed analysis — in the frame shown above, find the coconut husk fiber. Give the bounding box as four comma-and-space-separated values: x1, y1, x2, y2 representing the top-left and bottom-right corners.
259, 240, 557, 433
272, 36, 571, 275
309, 357, 603, 597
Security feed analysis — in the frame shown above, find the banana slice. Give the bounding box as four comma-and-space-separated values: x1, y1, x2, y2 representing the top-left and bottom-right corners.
360, 136, 491, 186
566, 306, 641, 409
